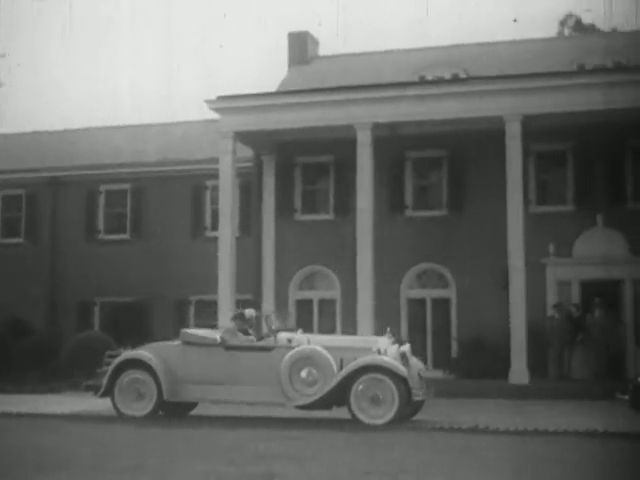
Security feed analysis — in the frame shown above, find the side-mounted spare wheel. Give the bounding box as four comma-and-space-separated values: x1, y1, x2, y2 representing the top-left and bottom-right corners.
111, 366, 162, 419
280, 345, 338, 402
347, 369, 409, 427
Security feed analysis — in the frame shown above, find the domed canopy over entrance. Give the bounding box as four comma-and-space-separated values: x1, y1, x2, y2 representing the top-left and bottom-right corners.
571, 214, 631, 260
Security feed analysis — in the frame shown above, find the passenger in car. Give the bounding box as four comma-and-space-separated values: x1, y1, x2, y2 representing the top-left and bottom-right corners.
220, 309, 259, 344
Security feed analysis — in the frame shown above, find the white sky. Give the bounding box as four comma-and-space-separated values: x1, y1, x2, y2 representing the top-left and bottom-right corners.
0, 0, 638, 133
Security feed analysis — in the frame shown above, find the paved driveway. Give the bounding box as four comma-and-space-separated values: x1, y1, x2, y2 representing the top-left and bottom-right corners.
0, 415, 639, 480
1, 392, 639, 433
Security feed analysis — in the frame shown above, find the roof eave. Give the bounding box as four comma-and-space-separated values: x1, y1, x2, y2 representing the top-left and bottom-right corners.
207, 68, 640, 113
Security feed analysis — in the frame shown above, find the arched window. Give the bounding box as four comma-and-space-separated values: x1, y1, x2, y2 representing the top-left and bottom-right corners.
289, 266, 341, 334
400, 263, 457, 370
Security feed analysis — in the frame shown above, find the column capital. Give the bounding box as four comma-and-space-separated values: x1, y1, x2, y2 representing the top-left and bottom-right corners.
503, 114, 524, 127
354, 122, 374, 135
219, 130, 236, 141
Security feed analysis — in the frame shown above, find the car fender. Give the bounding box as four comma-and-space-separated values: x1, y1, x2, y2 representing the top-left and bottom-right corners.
291, 354, 408, 409
96, 349, 170, 399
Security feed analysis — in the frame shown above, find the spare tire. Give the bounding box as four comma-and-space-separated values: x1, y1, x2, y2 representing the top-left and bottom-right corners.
280, 345, 337, 402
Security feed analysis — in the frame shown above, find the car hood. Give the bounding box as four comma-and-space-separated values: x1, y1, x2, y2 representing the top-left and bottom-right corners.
281, 332, 391, 350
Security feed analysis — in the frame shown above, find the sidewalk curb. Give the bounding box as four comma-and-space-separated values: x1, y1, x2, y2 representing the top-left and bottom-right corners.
2, 409, 639, 437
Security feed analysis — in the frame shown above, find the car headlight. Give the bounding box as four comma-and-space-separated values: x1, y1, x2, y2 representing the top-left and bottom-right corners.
399, 350, 410, 367
399, 343, 412, 357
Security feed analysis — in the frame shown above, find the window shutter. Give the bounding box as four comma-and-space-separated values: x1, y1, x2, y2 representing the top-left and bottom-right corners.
388, 156, 406, 214
85, 189, 99, 240
276, 156, 295, 217
603, 147, 627, 208
191, 184, 206, 238
174, 299, 190, 335
334, 157, 353, 217
574, 149, 596, 210
448, 152, 465, 213
76, 301, 94, 333
238, 176, 253, 235
130, 186, 144, 239
24, 193, 38, 244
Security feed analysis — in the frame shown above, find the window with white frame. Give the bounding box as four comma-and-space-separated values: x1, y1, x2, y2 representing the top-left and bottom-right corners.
203, 180, 240, 236
0, 189, 26, 242
289, 266, 341, 334
528, 144, 574, 212
186, 295, 255, 328
627, 142, 640, 208
99, 184, 131, 238
404, 150, 448, 215
294, 156, 335, 219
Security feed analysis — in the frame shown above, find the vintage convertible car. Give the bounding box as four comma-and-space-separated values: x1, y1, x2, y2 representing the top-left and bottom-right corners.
92, 322, 434, 427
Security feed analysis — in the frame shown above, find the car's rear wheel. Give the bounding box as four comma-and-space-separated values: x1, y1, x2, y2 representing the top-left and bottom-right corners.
111, 367, 162, 419
397, 399, 425, 422
347, 370, 408, 427
160, 401, 198, 418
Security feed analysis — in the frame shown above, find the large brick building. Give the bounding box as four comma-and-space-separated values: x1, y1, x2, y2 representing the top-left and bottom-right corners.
1, 30, 640, 383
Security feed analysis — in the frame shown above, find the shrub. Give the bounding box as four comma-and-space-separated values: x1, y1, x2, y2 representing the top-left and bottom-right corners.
0, 316, 37, 379
10, 329, 62, 380
59, 331, 117, 379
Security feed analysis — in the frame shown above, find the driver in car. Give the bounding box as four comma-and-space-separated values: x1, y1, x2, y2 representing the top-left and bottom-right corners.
221, 309, 259, 344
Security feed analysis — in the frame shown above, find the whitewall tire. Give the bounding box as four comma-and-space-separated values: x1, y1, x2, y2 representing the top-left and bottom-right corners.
347, 370, 408, 426
111, 367, 162, 419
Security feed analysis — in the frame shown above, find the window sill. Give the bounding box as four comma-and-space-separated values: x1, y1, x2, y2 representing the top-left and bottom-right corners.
97, 234, 132, 241
529, 205, 575, 214
0, 238, 25, 245
405, 209, 449, 217
203, 230, 241, 238
294, 213, 336, 221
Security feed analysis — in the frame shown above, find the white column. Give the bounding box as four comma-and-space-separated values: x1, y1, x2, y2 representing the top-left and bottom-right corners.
261, 153, 277, 317
504, 115, 531, 385
217, 132, 237, 329
355, 123, 375, 336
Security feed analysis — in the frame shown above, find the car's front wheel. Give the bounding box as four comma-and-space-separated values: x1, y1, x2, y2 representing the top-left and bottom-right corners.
160, 401, 198, 418
111, 367, 162, 419
347, 370, 408, 427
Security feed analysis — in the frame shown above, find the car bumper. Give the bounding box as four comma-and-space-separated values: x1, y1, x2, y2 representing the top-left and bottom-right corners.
409, 370, 435, 401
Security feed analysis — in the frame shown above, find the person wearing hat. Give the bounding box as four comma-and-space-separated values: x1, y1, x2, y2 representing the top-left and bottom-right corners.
220, 308, 259, 344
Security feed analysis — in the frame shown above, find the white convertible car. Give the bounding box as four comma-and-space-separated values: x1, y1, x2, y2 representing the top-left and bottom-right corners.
93, 324, 434, 427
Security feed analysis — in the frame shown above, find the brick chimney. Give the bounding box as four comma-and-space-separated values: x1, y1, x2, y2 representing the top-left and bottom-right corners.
287, 31, 319, 68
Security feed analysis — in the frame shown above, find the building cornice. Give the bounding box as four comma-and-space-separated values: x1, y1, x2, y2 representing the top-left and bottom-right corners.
207, 71, 640, 132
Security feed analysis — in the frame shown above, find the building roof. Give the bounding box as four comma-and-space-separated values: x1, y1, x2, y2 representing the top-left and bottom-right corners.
0, 119, 253, 175
277, 31, 640, 92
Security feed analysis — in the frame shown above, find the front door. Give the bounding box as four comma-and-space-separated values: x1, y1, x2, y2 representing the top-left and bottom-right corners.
407, 296, 452, 370
579, 280, 626, 381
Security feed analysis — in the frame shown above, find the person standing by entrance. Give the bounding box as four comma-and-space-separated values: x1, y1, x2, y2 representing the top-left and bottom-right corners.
584, 297, 612, 380
546, 302, 573, 380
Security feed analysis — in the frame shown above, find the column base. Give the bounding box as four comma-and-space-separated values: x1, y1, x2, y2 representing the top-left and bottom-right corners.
508, 365, 531, 385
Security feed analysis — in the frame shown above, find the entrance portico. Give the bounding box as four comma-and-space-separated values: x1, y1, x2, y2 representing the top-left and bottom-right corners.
544, 214, 640, 379
207, 31, 640, 384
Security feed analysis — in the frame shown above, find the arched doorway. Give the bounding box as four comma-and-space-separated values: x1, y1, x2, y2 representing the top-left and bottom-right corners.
400, 263, 457, 370
289, 265, 341, 334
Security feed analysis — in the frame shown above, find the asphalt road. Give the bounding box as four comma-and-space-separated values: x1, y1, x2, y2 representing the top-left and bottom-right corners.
0, 415, 638, 480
